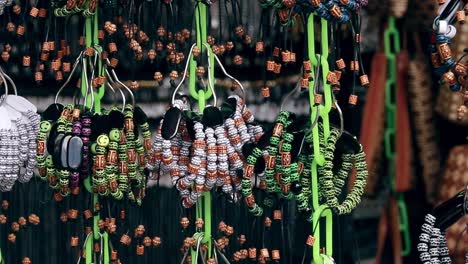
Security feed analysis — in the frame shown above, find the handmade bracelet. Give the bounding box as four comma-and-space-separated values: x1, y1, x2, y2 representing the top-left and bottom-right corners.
80, 113, 92, 180
265, 111, 291, 195
205, 127, 218, 191
0, 129, 20, 191
242, 145, 264, 216
275, 129, 295, 199
181, 121, 206, 208
214, 125, 232, 195
23, 110, 40, 183
317, 126, 368, 215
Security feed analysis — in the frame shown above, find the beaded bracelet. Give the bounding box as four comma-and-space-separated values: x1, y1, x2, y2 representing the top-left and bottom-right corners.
317, 125, 368, 215
265, 111, 292, 195
181, 121, 206, 208
0, 129, 20, 191
275, 128, 295, 199
36, 120, 51, 181
418, 214, 452, 264
54, 104, 75, 198
242, 145, 265, 216
23, 110, 40, 183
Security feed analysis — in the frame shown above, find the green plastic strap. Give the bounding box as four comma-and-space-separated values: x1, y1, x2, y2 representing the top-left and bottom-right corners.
189, 1, 213, 102
191, 1, 212, 262
397, 193, 411, 256
312, 204, 333, 263
383, 16, 411, 257
307, 14, 333, 264
81, 4, 109, 264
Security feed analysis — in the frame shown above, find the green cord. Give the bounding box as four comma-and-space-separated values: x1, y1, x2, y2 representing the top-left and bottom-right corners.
383, 16, 411, 257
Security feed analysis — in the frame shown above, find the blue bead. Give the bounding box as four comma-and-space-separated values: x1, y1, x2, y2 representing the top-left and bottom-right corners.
449, 84, 461, 92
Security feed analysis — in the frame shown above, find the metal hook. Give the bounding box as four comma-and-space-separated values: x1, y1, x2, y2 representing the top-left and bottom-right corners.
104, 64, 126, 111
202, 43, 217, 107
280, 70, 302, 111
104, 59, 135, 107
0, 70, 9, 106
76, 232, 93, 264
333, 96, 344, 136
0, 66, 17, 96
215, 247, 231, 264
202, 43, 247, 107
82, 55, 96, 112
172, 43, 197, 105
54, 51, 84, 106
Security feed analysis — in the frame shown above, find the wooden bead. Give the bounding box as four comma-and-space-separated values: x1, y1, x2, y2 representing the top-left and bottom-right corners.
196, 66, 205, 77
457, 105, 467, 120
192, 46, 201, 57
147, 49, 156, 60
454, 63, 467, 76
6, 22, 15, 32
13, 5, 21, 15
306, 235, 315, 246
16, 25, 25, 36
120, 234, 131, 245
111, 250, 118, 260
152, 236, 161, 247
34, 72, 43, 82
264, 217, 272, 227
22, 56, 31, 67
442, 71, 456, 85
266, 60, 275, 72
350, 60, 359, 71
1, 200, 8, 210
243, 34, 252, 45
348, 94, 358, 105
255, 42, 265, 53
234, 26, 244, 37
273, 47, 280, 57
360, 74, 370, 86
273, 63, 282, 74
130, 81, 140, 89
30, 7, 39, 17
273, 210, 282, 220
233, 55, 243, 65
310, 0, 320, 6
180, 217, 190, 228
56, 71, 63, 81
169, 70, 179, 80
136, 245, 144, 255
22, 257, 31, 264
282, 0, 295, 8
336, 58, 346, 70
330, 5, 342, 18
437, 43, 452, 61
271, 250, 280, 260
195, 218, 204, 229
71, 236, 79, 247
38, 8, 47, 17
1, 51, 9, 62
225, 41, 234, 51
207, 35, 216, 45
259, 86, 270, 98
11, 222, 20, 232
326, 71, 339, 85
